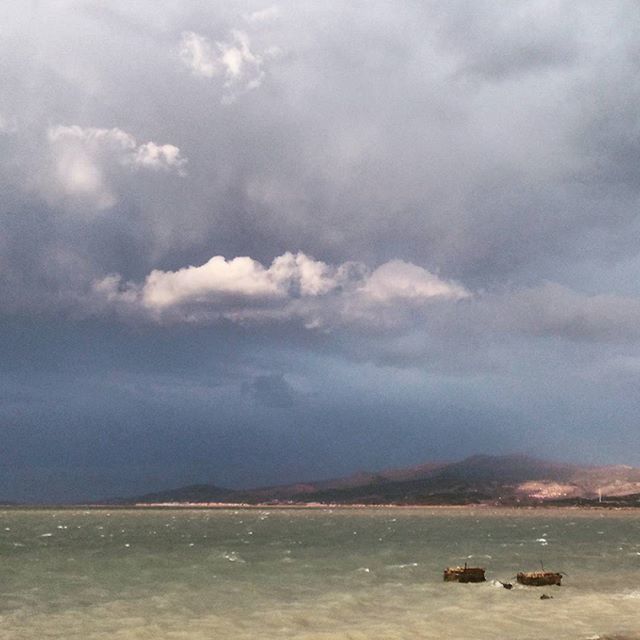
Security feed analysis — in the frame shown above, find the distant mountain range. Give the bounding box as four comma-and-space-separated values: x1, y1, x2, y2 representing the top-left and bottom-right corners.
116, 454, 640, 507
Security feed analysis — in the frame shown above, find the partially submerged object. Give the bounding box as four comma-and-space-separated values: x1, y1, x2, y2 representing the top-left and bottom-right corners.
516, 571, 562, 586
443, 563, 486, 583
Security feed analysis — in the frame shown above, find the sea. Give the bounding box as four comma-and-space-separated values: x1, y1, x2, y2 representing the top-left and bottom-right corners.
1, 507, 639, 639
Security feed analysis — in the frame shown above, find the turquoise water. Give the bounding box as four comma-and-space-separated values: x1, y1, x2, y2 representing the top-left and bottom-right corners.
1, 507, 639, 639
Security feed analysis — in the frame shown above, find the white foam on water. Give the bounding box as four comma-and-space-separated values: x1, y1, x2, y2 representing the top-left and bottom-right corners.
222, 551, 245, 563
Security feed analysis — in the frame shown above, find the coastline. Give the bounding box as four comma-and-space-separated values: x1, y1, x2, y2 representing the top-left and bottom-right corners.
3, 501, 639, 512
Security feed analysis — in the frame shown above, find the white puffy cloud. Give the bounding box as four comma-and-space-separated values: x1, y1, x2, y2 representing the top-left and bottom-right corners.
244, 6, 280, 25
360, 260, 470, 302
179, 31, 219, 78
93, 251, 470, 326
44, 125, 186, 209
268, 252, 342, 296
129, 141, 186, 174
179, 29, 275, 102
142, 255, 283, 309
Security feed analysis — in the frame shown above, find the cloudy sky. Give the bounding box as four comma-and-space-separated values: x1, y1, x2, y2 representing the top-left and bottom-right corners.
2, 0, 640, 502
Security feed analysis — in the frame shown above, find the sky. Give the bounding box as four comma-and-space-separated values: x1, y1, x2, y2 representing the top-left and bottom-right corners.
2, 1, 640, 502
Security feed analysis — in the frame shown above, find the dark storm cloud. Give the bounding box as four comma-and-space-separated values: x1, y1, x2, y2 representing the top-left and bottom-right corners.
2, 1, 640, 501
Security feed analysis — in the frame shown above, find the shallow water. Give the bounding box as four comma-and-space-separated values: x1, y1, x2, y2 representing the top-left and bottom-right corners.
1, 507, 639, 639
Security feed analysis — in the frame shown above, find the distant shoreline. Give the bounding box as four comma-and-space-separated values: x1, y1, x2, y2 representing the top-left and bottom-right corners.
3, 502, 639, 511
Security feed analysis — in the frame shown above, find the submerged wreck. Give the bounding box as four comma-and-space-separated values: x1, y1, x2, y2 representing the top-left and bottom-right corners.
516, 571, 562, 586
443, 563, 486, 583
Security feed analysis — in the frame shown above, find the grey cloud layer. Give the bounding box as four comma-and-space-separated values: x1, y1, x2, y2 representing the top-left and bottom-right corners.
91, 250, 640, 350
2, 1, 640, 499
1, 1, 638, 321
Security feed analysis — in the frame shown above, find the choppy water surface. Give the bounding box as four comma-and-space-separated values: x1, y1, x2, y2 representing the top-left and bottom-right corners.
1, 507, 640, 639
